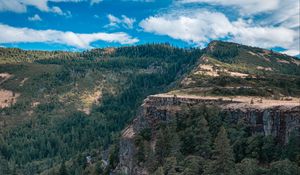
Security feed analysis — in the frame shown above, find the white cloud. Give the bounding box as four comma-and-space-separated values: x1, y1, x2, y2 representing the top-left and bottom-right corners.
51, 6, 64, 15
281, 49, 300, 56
177, 0, 280, 14
261, 0, 300, 29
106, 14, 136, 29
0, 23, 139, 49
121, 15, 136, 29
0, 0, 83, 15
140, 11, 233, 46
140, 10, 299, 56
51, 6, 72, 17
172, 0, 300, 56
107, 14, 121, 27
0, 0, 26, 13
28, 14, 42, 21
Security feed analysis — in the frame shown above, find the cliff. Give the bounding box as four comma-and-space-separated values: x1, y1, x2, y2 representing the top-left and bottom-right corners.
116, 94, 300, 175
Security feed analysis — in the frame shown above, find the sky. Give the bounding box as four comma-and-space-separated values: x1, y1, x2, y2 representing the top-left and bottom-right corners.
0, 0, 299, 56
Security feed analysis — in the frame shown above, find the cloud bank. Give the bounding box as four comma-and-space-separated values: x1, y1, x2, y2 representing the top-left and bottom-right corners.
140, 11, 296, 48
0, 24, 139, 49
0, 0, 84, 15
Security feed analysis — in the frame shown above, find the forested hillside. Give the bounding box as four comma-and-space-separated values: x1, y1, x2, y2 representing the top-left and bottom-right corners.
115, 42, 300, 175
0, 44, 202, 174
0, 41, 299, 175
129, 103, 300, 175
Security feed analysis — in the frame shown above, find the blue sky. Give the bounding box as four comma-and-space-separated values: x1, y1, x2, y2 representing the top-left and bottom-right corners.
0, 0, 299, 56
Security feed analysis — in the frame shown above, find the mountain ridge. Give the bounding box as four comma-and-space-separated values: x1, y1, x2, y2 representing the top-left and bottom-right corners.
0, 41, 299, 174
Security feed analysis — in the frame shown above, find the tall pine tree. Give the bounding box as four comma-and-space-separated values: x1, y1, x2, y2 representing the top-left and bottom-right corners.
205, 126, 235, 175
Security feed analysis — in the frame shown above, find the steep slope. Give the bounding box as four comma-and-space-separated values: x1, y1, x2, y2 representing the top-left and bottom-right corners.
116, 41, 300, 175
0, 44, 202, 174
179, 41, 300, 97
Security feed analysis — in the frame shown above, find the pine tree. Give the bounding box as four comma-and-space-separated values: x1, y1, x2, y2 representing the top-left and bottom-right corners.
182, 155, 205, 175
205, 126, 235, 175
155, 125, 172, 164
179, 107, 212, 157
194, 117, 212, 158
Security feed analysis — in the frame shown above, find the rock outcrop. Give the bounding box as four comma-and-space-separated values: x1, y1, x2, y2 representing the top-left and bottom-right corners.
116, 94, 300, 175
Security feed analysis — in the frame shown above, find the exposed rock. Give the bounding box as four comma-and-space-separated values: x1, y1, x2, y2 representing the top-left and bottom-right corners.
276, 58, 290, 64
116, 94, 300, 175
256, 66, 273, 71
20, 77, 28, 86
0, 73, 12, 85
0, 89, 20, 109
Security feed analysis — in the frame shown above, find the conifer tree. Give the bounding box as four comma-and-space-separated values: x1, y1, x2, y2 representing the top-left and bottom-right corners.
182, 155, 205, 175
194, 117, 212, 158
205, 126, 235, 175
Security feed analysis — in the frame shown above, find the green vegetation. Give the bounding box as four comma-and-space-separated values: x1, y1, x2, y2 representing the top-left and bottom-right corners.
0, 44, 201, 174
133, 105, 300, 175
0, 41, 299, 174
181, 41, 300, 97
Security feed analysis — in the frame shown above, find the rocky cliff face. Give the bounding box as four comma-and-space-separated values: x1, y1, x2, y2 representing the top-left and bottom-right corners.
116, 94, 300, 175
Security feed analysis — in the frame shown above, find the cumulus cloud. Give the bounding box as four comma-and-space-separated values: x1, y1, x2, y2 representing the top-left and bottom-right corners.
0, 23, 139, 49
106, 14, 136, 29
28, 14, 42, 21
140, 10, 299, 55
174, 0, 299, 56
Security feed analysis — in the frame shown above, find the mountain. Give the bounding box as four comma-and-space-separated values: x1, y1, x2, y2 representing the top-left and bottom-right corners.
114, 41, 300, 175
0, 41, 299, 174
179, 41, 300, 97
